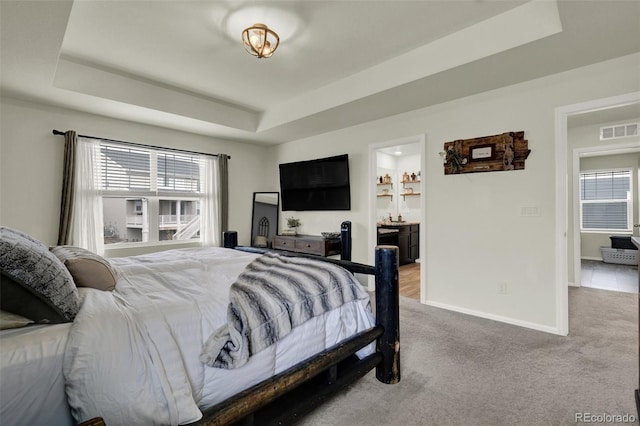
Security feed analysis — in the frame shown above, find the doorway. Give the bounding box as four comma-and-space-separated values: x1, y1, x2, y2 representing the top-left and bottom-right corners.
556, 91, 640, 335
369, 134, 426, 302
572, 146, 640, 293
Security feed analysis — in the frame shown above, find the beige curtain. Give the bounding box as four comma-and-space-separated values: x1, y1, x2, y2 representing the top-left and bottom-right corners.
57, 130, 77, 245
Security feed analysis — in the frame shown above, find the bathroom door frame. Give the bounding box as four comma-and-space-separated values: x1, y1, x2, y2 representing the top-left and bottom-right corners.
368, 134, 427, 302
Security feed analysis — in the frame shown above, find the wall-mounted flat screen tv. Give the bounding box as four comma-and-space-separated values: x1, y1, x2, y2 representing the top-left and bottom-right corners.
279, 154, 351, 211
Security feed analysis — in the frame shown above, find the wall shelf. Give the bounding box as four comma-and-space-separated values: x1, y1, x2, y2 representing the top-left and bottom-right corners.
400, 178, 420, 199
400, 192, 420, 199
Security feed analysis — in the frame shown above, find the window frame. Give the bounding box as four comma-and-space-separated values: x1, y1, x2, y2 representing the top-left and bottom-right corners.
579, 167, 633, 233
97, 141, 206, 248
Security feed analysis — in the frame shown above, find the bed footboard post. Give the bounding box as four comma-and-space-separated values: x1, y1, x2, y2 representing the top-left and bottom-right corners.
223, 231, 238, 249
374, 245, 400, 384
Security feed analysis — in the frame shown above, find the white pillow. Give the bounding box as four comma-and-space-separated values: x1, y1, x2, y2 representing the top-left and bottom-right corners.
0, 310, 33, 330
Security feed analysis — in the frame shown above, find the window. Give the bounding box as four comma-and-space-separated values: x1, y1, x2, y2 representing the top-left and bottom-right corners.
579, 169, 632, 232
96, 141, 207, 245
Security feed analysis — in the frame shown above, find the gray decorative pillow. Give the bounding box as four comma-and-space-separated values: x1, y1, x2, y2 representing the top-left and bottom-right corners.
0, 227, 80, 323
2, 226, 47, 249
50, 245, 117, 291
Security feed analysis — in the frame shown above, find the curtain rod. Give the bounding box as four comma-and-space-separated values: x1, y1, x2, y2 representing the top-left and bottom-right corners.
52, 129, 229, 159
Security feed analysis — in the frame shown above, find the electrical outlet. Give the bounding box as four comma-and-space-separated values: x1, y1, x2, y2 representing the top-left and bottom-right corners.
497, 282, 508, 295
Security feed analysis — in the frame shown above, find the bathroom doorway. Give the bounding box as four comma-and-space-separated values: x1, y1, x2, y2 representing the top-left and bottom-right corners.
369, 135, 426, 302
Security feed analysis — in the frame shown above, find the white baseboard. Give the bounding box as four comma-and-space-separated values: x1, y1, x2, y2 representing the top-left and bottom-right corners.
581, 256, 603, 261
424, 300, 565, 336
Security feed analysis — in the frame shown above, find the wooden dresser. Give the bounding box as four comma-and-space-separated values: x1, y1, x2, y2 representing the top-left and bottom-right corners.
272, 234, 341, 257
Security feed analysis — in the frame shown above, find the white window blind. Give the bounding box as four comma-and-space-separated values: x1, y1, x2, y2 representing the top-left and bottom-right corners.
100, 143, 203, 194
101, 144, 151, 191
157, 152, 202, 192
579, 169, 632, 231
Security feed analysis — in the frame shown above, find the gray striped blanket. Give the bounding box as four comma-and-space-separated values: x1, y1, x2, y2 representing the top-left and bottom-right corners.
200, 253, 369, 369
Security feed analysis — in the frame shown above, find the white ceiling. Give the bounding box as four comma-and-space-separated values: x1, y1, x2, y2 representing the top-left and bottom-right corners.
1, 0, 639, 146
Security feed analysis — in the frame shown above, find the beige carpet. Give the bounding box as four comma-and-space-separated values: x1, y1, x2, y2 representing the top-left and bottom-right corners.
298, 287, 638, 425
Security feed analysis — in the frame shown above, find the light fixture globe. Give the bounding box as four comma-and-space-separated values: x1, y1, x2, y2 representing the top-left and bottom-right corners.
242, 23, 280, 58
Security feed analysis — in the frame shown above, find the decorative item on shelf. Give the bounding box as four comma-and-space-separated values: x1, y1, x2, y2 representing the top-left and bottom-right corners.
284, 216, 301, 236
404, 187, 413, 194
383, 173, 391, 184
397, 213, 403, 222
411, 172, 417, 181
320, 231, 340, 240
382, 188, 389, 194
379, 176, 383, 184
402, 171, 409, 183
253, 235, 268, 248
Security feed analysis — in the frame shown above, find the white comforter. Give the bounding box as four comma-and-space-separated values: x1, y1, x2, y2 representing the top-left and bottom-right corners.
63, 247, 375, 425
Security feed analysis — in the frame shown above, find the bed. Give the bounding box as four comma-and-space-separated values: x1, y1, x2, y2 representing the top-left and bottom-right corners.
0, 227, 400, 425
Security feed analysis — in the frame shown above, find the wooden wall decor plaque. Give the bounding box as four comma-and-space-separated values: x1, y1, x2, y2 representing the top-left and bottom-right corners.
442, 131, 530, 175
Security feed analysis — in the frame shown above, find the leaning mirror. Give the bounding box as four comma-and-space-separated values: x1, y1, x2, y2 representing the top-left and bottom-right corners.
250, 192, 279, 248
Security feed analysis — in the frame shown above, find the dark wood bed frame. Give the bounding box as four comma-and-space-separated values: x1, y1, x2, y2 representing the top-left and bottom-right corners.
186, 233, 401, 426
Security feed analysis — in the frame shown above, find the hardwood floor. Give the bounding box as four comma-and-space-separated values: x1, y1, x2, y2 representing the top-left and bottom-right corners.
399, 262, 420, 300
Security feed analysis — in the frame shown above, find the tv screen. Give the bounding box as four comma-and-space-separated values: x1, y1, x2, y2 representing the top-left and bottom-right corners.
279, 154, 351, 211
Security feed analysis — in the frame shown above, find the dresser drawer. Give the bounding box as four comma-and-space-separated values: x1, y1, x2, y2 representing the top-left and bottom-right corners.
294, 238, 323, 255
273, 236, 294, 251
272, 234, 340, 257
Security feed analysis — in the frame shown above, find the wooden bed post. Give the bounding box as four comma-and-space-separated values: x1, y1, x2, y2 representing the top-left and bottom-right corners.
374, 245, 400, 384
223, 231, 238, 249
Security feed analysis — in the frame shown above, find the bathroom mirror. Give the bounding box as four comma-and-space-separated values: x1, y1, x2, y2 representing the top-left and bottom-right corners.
250, 192, 279, 248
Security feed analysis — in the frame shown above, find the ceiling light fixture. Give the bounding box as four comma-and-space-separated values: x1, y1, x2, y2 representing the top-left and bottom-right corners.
242, 23, 280, 58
